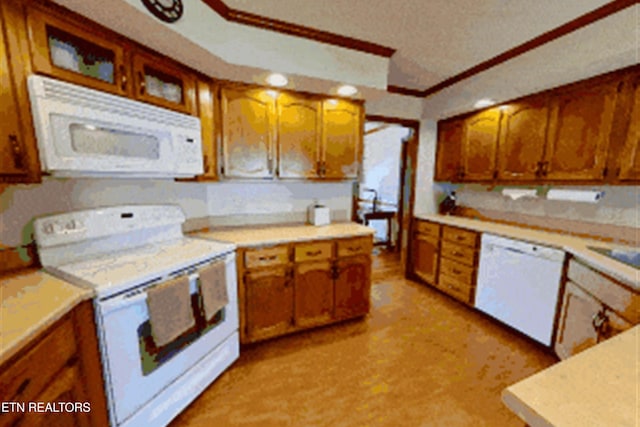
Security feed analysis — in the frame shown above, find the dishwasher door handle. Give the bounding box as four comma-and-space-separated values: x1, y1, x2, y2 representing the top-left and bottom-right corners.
502, 246, 529, 256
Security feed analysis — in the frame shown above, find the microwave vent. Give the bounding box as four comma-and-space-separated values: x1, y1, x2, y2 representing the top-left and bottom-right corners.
39, 77, 198, 129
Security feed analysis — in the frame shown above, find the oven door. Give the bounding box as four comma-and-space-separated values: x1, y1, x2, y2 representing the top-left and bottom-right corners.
95, 253, 238, 426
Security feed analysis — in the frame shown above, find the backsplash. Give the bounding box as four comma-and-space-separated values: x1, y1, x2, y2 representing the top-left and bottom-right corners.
445, 184, 639, 243
0, 178, 353, 248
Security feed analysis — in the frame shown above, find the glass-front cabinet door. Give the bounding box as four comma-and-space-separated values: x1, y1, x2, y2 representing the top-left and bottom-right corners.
27, 5, 128, 96
131, 50, 197, 115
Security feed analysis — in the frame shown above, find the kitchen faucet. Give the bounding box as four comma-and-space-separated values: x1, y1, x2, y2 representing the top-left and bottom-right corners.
363, 188, 379, 212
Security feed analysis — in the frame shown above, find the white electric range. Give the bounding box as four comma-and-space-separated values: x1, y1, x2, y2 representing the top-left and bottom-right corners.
34, 205, 238, 427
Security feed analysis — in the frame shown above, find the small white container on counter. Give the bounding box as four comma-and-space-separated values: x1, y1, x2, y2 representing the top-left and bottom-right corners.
307, 204, 330, 226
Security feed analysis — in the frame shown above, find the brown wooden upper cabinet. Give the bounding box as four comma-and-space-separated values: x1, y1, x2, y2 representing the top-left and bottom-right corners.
434, 66, 637, 184
434, 119, 464, 182
543, 78, 619, 181
27, 4, 128, 96
460, 109, 501, 181
496, 95, 550, 181
221, 86, 277, 179
277, 92, 323, 178
322, 99, 362, 179
26, 3, 198, 115
0, 6, 29, 180
131, 50, 197, 115
616, 72, 640, 181
221, 85, 363, 180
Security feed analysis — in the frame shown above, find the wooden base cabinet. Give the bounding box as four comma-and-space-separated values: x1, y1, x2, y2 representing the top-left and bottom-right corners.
294, 260, 334, 327
410, 220, 440, 285
0, 301, 109, 427
238, 236, 373, 344
410, 219, 478, 306
244, 266, 293, 342
554, 259, 638, 360
334, 255, 371, 320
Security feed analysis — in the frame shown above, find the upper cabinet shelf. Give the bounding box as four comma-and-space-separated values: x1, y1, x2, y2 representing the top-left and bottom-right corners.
434, 65, 640, 184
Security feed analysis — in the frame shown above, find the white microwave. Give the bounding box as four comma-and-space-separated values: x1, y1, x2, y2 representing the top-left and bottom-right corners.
27, 75, 204, 178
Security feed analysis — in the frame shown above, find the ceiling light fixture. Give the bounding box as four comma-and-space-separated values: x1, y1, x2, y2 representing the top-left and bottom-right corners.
337, 84, 358, 97
266, 73, 288, 87
474, 98, 495, 109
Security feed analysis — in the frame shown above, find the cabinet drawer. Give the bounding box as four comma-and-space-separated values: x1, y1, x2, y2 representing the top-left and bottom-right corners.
0, 316, 77, 406
440, 240, 475, 266
245, 245, 289, 269
439, 258, 475, 286
414, 220, 440, 239
437, 273, 474, 304
336, 237, 373, 258
442, 226, 478, 247
294, 241, 333, 262
567, 259, 639, 324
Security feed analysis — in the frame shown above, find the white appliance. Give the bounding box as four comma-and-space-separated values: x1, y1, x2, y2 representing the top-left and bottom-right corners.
475, 234, 565, 346
34, 205, 238, 427
27, 75, 203, 178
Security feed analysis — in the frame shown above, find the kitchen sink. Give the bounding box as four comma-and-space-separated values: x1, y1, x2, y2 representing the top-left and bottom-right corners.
587, 246, 640, 269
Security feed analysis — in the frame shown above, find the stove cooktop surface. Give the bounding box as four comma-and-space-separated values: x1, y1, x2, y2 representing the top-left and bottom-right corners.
50, 237, 235, 299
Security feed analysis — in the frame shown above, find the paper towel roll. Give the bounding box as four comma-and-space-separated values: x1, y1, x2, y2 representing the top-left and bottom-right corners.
501, 188, 537, 200
546, 189, 604, 203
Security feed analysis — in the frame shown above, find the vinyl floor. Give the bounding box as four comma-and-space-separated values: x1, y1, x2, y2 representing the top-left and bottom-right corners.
172, 250, 557, 427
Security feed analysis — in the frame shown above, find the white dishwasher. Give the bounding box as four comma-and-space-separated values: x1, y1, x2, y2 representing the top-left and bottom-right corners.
475, 234, 565, 346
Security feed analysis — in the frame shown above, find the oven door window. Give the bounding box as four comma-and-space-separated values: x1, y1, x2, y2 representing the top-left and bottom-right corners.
138, 302, 225, 376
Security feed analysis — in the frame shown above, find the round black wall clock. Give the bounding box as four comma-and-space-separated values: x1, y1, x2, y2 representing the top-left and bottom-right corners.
141, 0, 183, 23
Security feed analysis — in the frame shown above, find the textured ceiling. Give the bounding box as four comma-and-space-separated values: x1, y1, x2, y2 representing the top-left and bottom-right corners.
223, 0, 615, 89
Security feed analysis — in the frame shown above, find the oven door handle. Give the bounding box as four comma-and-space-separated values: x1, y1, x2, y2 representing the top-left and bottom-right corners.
99, 290, 149, 316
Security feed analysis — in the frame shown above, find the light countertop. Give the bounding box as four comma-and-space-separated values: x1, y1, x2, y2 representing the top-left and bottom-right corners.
502, 325, 639, 427
0, 269, 93, 365
193, 222, 375, 247
415, 214, 639, 290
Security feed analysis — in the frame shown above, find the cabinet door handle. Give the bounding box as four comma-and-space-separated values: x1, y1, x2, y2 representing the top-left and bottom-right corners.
8, 134, 24, 169
320, 161, 326, 176
347, 246, 362, 252
452, 268, 461, 275
118, 66, 128, 91
139, 71, 146, 95
306, 250, 322, 256
258, 255, 277, 261
592, 310, 608, 334
316, 160, 322, 176
451, 251, 463, 257
456, 235, 465, 241
203, 154, 210, 174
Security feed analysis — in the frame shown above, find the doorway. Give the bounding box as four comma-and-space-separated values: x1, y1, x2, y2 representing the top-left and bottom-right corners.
353, 115, 419, 269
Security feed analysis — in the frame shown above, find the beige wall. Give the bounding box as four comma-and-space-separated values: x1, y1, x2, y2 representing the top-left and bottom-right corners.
0, 179, 352, 247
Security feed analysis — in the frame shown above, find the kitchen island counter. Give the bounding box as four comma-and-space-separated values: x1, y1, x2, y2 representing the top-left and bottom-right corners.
0, 269, 93, 365
502, 324, 638, 427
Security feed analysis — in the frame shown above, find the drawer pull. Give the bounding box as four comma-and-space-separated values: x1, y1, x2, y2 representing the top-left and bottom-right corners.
456, 235, 465, 241
306, 250, 322, 256
258, 255, 277, 261
347, 246, 362, 252
16, 378, 30, 396
452, 268, 461, 275
449, 284, 462, 292
452, 251, 463, 257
